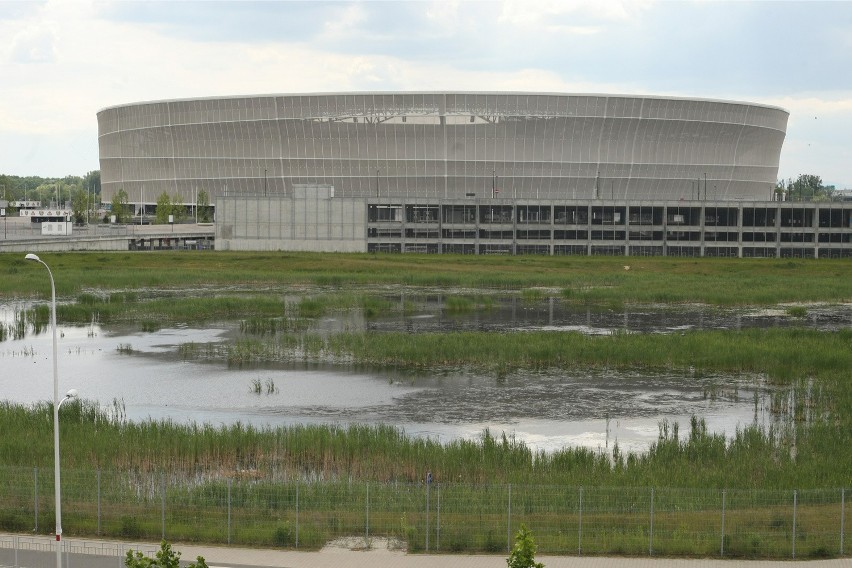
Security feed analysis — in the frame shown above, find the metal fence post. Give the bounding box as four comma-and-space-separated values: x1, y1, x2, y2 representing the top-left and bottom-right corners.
97, 468, 101, 536
507, 483, 512, 554
34, 466, 38, 532
792, 489, 797, 559
841, 488, 845, 556
295, 482, 299, 549
365, 482, 370, 545
161, 474, 166, 541
720, 489, 726, 557
578, 486, 583, 556
436, 483, 441, 551
649, 487, 655, 556
425, 481, 430, 552
227, 478, 232, 545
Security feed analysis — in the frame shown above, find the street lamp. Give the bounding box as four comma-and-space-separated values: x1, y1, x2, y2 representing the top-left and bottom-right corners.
25, 253, 74, 568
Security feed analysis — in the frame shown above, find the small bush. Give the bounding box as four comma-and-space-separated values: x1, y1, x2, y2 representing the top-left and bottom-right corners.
119, 515, 142, 539
507, 524, 543, 568
273, 524, 293, 547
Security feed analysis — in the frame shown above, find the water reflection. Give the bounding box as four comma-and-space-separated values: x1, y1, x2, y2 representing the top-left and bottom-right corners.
363, 296, 852, 335
0, 301, 775, 454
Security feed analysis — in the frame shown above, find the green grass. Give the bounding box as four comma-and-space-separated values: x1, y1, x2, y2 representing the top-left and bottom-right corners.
2, 252, 851, 306
1, 251, 850, 557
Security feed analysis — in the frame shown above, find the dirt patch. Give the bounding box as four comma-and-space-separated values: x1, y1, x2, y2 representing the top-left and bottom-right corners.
320, 536, 407, 554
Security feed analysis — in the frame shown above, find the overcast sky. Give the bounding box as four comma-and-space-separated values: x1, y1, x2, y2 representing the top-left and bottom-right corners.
1, 0, 850, 188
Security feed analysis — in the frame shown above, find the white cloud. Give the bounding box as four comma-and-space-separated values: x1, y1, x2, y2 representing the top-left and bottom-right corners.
0, 0, 849, 185
8, 23, 57, 63
498, 0, 653, 26
319, 2, 368, 41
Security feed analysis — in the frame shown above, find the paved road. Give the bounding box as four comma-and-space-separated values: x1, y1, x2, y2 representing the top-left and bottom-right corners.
1, 534, 847, 568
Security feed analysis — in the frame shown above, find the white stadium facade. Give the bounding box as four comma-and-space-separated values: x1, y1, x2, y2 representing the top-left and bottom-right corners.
98, 92, 852, 257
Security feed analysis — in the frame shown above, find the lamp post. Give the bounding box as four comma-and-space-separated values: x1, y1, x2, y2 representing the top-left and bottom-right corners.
25, 253, 76, 568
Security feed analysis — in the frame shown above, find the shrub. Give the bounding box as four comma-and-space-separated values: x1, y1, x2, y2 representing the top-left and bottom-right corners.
507, 524, 544, 568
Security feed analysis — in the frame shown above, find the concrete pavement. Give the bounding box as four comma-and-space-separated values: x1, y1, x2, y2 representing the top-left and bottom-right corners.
2, 534, 848, 568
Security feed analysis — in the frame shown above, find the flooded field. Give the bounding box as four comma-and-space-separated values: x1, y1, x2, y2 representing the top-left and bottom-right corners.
0, 296, 820, 454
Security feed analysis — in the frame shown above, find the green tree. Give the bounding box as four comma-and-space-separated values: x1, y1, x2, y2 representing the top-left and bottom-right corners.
788, 174, 824, 201
171, 193, 187, 222
111, 189, 130, 223
155, 192, 173, 224
507, 525, 544, 568
197, 190, 212, 223
125, 540, 207, 568
71, 187, 90, 224
83, 170, 101, 196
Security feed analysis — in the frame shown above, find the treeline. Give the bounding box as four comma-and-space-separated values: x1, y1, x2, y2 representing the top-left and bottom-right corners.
0, 171, 101, 224
775, 173, 842, 201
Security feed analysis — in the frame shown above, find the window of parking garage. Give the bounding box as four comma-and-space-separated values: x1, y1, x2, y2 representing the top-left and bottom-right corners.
368, 205, 402, 222
368, 228, 402, 238
742, 232, 776, 242
704, 247, 739, 257
742, 208, 776, 227
516, 245, 550, 255
743, 247, 777, 258
443, 228, 476, 239
666, 230, 701, 241
630, 246, 664, 256
517, 205, 552, 224
479, 229, 514, 240
480, 205, 513, 223
667, 246, 701, 257
781, 209, 814, 227
704, 207, 738, 227
517, 229, 551, 240
818, 233, 852, 243
554, 206, 588, 224
554, 230, 588, 240
629, 206, 664, 225
406, 205, 439, 223
368, 243, 402, 253
444, 243, 476, 254
480, 244, 512, 254
591, 230, 626, 240
819, 248, 852, 258
703, 231, 738, 242
818, 207, 847, 228
781, 232, 814, 243
629, 231, 664, 241
443, 205, 475, 224
591, 206, 626, 225
554, 245, 588, 255
666, 207, 701, 226
405, 228, 439, 239
591, 245, 624, 256
781, 248, 815, 258
404, 244, 439, 253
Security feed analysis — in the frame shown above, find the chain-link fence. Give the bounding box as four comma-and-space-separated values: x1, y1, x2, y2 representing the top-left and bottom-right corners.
1, 466, 847, 559
0, 534, 158, 568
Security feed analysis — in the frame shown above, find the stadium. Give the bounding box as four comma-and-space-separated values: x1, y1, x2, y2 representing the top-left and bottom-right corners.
97, 92, 852, 257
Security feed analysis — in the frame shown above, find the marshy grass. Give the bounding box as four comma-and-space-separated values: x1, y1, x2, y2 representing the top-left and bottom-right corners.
786, 305, 808, 318
0, 399, 840, 489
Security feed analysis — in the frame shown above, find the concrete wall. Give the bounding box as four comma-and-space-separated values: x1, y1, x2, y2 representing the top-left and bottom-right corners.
216, 195, 367, 252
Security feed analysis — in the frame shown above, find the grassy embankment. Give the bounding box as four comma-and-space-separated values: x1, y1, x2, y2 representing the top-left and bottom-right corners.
2, 251, 852, 305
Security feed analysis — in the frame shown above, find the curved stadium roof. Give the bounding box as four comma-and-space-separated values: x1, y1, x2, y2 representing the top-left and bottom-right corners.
98, 92, 789, 203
